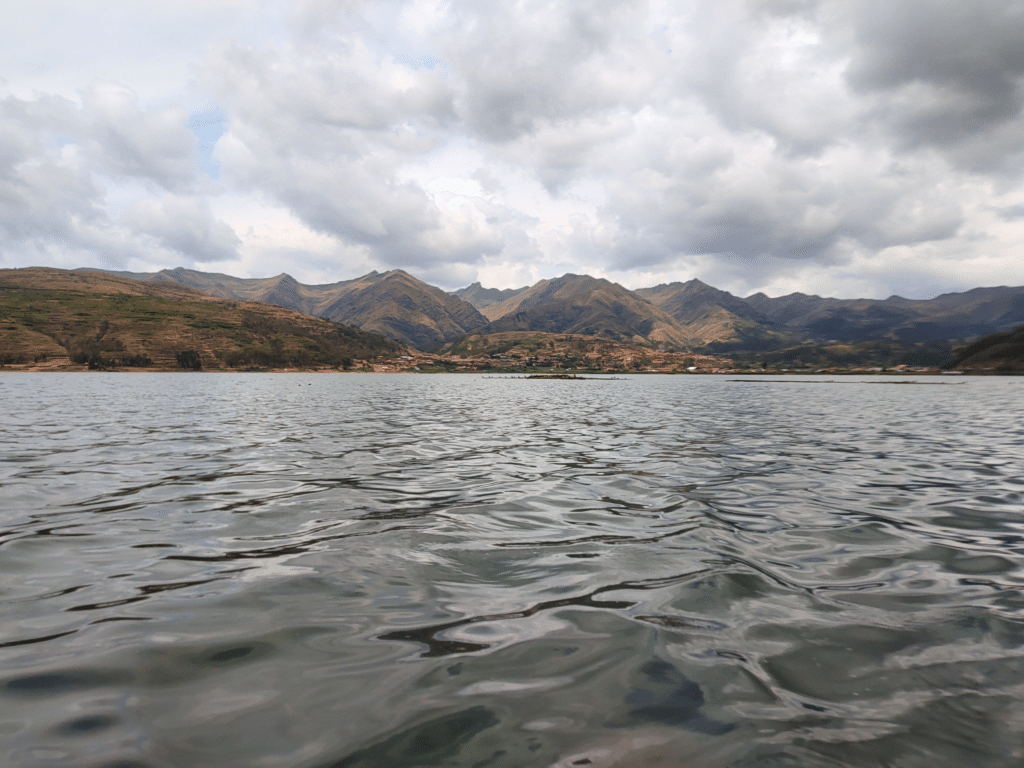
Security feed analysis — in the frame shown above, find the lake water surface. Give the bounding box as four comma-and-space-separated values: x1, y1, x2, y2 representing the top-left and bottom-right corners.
2, 373, 1023, 768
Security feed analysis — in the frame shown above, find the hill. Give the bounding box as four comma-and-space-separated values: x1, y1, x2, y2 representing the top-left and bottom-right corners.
945, 324, 1024, 372
0, 268, 403, 370
636, 279, 791, 351
99, 267, 487, 350
476, 274, 694, 349
319, 270, 486, 350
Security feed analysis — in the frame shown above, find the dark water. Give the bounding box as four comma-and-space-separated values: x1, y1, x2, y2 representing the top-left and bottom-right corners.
2, 373, 1023, 768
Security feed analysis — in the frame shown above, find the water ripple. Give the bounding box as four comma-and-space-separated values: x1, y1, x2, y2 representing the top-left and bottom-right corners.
1, 373, 1023, 767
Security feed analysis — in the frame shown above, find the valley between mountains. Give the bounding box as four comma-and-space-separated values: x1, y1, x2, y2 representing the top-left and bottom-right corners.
2, 266, 1023, 373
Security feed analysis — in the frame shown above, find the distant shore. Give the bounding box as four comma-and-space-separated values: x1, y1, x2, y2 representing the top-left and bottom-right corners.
1, 366, 1014, 376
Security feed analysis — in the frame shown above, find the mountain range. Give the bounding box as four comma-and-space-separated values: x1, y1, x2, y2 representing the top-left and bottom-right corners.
105, 267, 485, 350
93, 267, 1024, 355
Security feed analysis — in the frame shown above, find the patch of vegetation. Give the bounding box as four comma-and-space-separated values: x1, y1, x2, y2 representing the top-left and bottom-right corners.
176, 350, 203, 371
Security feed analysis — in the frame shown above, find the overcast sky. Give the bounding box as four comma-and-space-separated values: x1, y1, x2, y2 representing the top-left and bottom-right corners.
2, 0, 1023, 298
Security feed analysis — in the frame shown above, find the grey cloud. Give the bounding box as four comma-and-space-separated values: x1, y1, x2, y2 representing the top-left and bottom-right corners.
844, 1, 1024, 163
217, 118, 496, 267
0, 90, 224, 270
0, 82, 205, 266
594, 131, 965, 271
208, 40, 454, 133
135, 0, 1024, 296
439, 0, 655, 142
749, 0, 822, 18
120, 196, 240, 263
499, 113, 636, 194
993, 204, 1024, 221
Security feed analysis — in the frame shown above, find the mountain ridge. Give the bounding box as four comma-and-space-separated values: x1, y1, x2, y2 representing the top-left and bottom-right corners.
475, 274, 695, 349
81, 266, 1024, 354
92, 267, 486, 350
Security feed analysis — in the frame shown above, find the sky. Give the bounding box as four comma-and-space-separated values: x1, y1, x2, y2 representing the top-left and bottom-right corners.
2, 0, 1024, 299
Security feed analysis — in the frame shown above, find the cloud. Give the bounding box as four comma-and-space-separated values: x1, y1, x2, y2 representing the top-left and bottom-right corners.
841, 0, 1024, 171
120, 196, 240, 263
203, 33, 510, 269
0, 94, 104, 259
1, 0, 1024, 296
81, 81, 200, 190
438, 0, 656, 142
0, 87, 237, 270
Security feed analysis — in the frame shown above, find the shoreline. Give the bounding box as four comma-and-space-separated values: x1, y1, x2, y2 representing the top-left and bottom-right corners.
0, 367, 1015, 376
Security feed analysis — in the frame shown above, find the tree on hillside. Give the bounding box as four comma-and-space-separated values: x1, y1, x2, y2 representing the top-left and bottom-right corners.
176, 350, 202, 371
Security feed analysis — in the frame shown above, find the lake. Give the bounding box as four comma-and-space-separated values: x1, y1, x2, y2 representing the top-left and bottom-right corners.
1, 373, 1023, 768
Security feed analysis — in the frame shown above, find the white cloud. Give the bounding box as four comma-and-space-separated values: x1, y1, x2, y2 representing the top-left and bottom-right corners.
0, 0, 1023, 297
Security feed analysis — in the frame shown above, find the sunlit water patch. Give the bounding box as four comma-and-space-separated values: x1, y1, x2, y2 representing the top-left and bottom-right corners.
1, 373, 1023, 767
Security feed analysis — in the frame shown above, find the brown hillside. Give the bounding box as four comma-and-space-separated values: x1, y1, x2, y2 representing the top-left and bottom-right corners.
103, 266, 486, 350
318, 270, 487, 349
477, 274, 694, 349
5, 267, 216, 301
0, 268, 404, 370
947, 324, 1024, 372
451, 282, 529, 310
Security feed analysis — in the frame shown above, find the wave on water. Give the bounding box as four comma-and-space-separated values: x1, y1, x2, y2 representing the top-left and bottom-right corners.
1, 373, 1023, 767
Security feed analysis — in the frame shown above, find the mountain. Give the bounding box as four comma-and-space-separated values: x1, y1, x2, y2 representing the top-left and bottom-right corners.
0, 268, 403, 369
946, 324, 1024, 372
743, 286, 1024, 343
639, 278, 1024, 351
636, 279, 791, 351
97, 267, 487, 350
318, 270, 487, 350
637, 279, 762, 324
450, 282, 529, 310
84, 264, 1024, 357
476, 274, 694, 348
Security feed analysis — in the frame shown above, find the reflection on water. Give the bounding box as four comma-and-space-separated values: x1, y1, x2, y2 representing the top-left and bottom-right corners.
1, 372, 1023, 767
